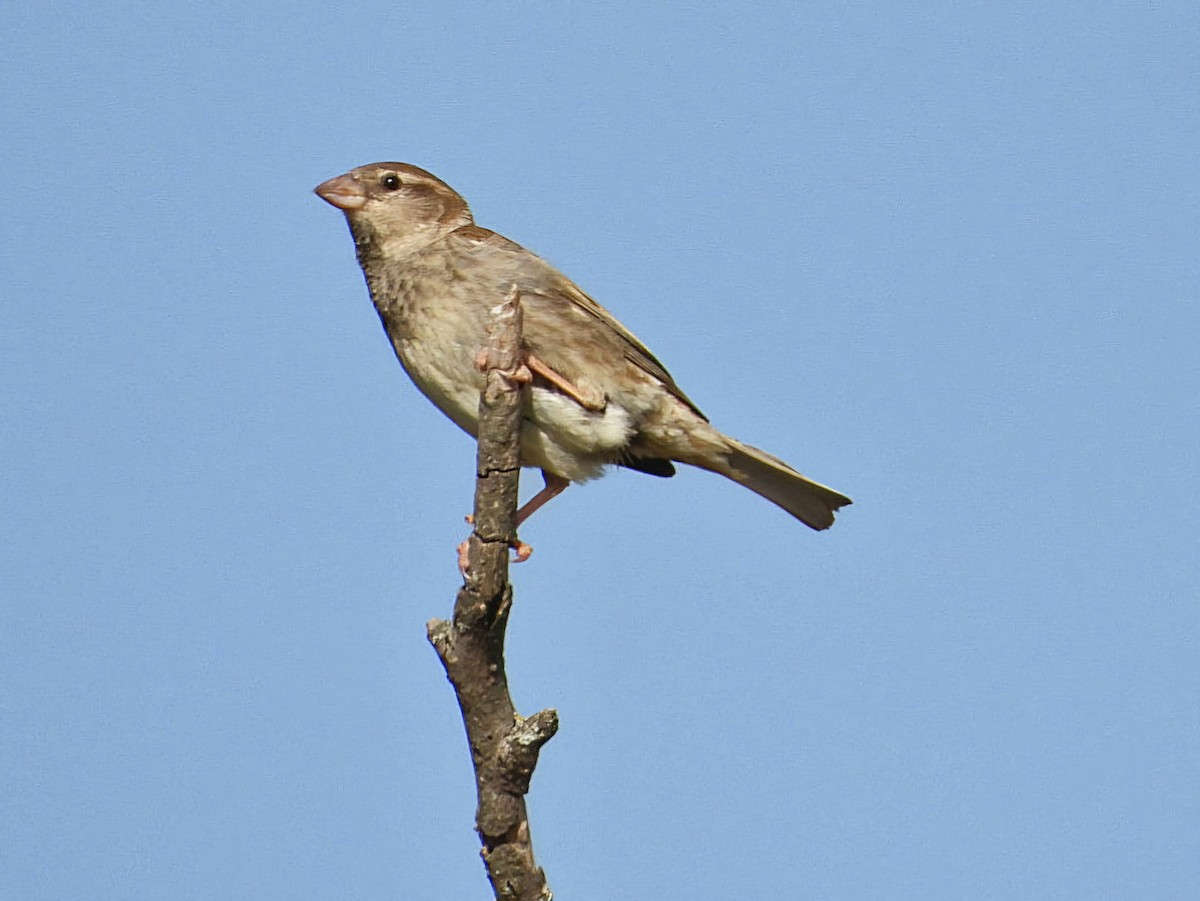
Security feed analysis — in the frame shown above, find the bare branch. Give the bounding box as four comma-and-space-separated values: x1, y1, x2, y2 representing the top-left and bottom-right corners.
427, 287, 558, 900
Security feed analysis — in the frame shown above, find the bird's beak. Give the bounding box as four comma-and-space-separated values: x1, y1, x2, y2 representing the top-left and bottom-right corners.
314, 173, 367, 211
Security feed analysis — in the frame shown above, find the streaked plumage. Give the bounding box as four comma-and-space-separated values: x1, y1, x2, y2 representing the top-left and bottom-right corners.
315, 163, 851, 530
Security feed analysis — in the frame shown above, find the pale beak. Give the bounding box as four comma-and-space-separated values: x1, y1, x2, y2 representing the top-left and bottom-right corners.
314, 173, 367, 211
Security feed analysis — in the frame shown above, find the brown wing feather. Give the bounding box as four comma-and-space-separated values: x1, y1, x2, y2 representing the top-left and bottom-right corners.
452, 225, 707, 421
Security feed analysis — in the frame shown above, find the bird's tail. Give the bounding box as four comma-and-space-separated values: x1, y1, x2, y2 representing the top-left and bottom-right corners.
713, 438, 852, 531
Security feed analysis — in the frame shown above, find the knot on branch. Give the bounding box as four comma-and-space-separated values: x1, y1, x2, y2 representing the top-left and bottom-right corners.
497, 709, 560, 793
475, 710, 559, 839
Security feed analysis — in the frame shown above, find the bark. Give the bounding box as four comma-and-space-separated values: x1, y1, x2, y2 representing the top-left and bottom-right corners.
427, 287, 558, 900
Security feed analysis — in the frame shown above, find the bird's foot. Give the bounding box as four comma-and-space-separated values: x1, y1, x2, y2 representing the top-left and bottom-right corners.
457, 526, 534, 574
473, 347, 604, 411
473, 346, 532, 385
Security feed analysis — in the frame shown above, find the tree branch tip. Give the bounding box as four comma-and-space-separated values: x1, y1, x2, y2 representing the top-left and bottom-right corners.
488, 285, 523, 318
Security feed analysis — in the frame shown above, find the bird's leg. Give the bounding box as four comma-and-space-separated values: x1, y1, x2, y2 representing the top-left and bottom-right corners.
525, 354, 607, 412
458, 514, 532, 570
474, 344, 603, 412
460, 345, 575, 571
457, 470, 564, 572
516, 470, 571, 526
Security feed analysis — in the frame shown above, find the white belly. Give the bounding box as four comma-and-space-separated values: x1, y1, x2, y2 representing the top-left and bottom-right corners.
394, 335, 634, 483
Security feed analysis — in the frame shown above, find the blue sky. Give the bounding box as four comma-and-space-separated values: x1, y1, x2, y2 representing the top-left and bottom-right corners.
2, 2, 1197, 898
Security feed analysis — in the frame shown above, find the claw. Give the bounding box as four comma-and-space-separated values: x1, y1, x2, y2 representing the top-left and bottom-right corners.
457, 535, 533, 574
458, 470, 569, 573
477, 345, 601, 410
475, 346, 532, 384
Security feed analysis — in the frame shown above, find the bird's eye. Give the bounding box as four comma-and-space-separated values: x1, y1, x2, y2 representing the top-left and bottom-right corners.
380, 172, 402, 190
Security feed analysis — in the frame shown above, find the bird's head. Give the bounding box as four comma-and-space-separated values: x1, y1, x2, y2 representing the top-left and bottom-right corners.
314, 162, 473, 258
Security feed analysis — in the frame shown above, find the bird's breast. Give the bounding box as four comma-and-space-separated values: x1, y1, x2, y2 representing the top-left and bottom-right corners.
391, 326, 486, 437
366, 249, 652, 480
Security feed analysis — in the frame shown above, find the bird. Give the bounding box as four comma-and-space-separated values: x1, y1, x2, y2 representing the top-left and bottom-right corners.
314, 162, 851, 538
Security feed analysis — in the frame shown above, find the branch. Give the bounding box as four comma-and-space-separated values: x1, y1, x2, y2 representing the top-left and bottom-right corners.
427, 287, 558, 900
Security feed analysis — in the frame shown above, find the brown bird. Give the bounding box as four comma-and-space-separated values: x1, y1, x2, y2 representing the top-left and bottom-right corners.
314, 163, 851, 534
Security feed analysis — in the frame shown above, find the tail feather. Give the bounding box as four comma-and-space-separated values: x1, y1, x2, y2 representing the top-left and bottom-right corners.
721, 440, 852, 531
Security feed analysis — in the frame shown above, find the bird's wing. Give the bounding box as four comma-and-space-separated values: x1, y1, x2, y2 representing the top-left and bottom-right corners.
454, 225, 708, 421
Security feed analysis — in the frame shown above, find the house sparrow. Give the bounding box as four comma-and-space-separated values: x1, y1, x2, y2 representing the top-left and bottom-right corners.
314, 163, 851, 532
